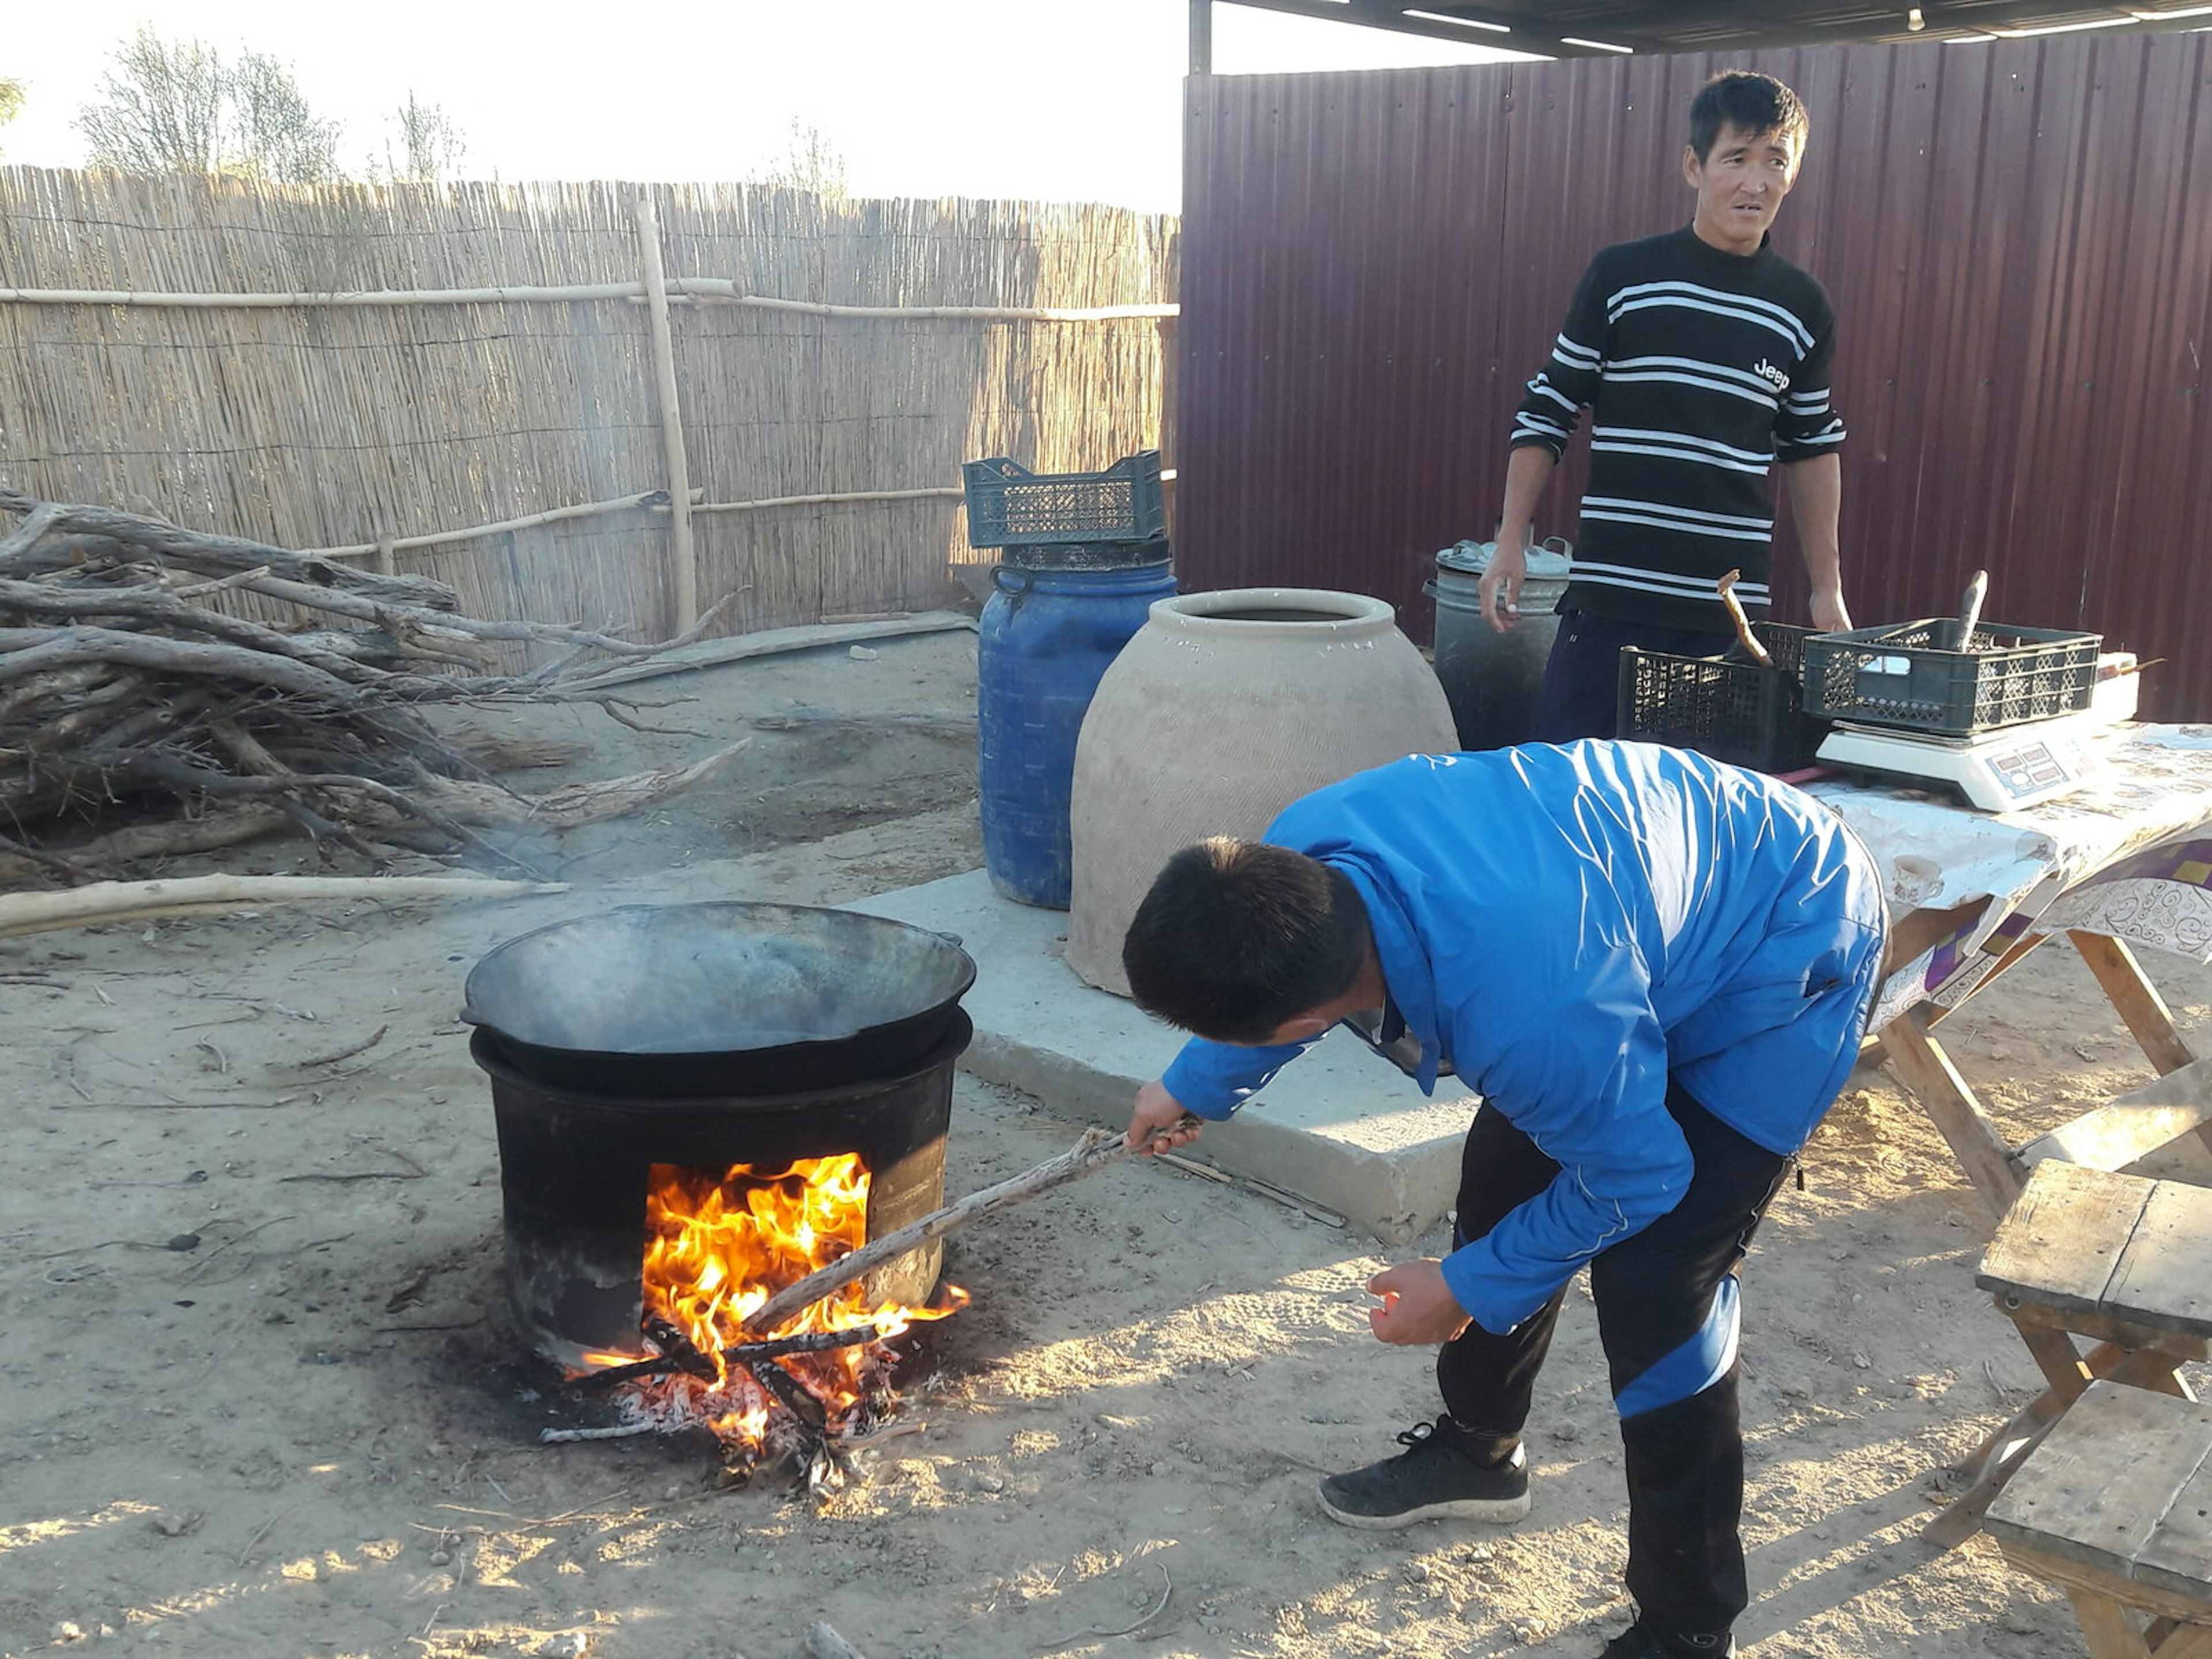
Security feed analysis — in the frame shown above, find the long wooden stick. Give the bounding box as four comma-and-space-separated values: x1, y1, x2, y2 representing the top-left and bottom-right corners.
635, 196, 698, 633
157, 567, 732, 657
299, 488, 693, 560
676, 486, 965, 516
0, 279, 1179, 322
742, 1125, 1181, 1335
0, 874, 564, 938
0, 281, 657, 308
704, 291, 1179, 322
288, 484, 940, 561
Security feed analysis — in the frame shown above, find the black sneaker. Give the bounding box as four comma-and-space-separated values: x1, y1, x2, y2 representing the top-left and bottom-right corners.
1316, 1421, 1529, 1529
1598, 1623, 1737, 1658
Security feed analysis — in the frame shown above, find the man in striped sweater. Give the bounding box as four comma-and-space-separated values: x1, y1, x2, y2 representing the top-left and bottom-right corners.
1479, 71, 1850, 743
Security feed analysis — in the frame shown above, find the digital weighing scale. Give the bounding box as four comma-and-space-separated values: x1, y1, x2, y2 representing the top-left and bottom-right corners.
1815, 672, 2135, 811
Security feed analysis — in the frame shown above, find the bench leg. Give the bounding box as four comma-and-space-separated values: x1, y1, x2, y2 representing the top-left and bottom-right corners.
2069, 1595, 2212, 1659
2018, 1325, 2104, 1404
1926, 1339, 2179, 1549
2067, 1585, 2157, 1658
2146, 1620, 2212, 1659
1924, 1396, 2059, 1547
2105, 1347, 2196, 1402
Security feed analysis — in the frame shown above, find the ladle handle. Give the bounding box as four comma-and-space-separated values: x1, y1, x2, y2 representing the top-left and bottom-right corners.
741, 1117, 1200, 1335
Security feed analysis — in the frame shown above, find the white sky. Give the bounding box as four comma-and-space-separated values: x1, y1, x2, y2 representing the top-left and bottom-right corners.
0, 2, 1535, 212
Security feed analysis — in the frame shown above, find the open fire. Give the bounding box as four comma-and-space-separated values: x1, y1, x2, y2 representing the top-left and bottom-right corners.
569, 1155, 963, 1482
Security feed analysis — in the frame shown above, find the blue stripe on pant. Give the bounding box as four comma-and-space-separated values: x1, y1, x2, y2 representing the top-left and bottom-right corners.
1436, 1079, 1793, 1651
1615, 1275, 1741, 1420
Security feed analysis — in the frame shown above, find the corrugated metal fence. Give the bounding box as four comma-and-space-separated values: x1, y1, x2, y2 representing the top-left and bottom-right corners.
1177, 33, 2212, 719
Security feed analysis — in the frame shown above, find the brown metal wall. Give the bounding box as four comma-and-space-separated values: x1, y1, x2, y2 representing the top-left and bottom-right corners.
1177, 34, 2212, 720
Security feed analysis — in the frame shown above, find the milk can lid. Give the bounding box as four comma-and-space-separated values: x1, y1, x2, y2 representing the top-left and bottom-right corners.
1435, 538, 1574, 579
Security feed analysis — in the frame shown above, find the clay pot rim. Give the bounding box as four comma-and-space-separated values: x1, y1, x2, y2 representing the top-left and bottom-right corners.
1147, 587, 1396, 634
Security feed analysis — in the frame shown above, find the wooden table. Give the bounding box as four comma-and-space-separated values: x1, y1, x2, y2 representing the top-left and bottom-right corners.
1928, 1160, 2212, 1547
1807, 724, 2212, 1213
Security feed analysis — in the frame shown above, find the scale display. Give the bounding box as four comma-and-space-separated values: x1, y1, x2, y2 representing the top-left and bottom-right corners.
1816, 717, 2105, 812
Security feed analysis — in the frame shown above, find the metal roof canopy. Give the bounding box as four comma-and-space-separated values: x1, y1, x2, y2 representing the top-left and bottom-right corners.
1191, 1, 2212, 67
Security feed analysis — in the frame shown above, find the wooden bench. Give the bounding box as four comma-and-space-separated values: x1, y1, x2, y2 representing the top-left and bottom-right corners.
1986, 1380, 2212, 1659
2016, 1058, 2212, 1175
1874, 933, 2208, 1214
1926, 1160, 2212, 1548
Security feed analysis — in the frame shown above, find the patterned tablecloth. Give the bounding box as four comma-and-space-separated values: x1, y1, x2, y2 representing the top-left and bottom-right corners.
1802, 723, 2212, 1032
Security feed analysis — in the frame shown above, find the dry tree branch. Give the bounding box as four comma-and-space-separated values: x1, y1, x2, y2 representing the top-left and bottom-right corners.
0, 489, 761, 883
0, 489, 458, 608
0, 827, 97, 883
0, 809, 294, 885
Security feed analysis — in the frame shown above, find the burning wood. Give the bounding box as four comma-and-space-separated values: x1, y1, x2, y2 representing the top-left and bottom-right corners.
550, 1124, 1197, 1483
558, 1154, 962, 1482
570, 1323, 886, 1391
0, 487, 743, 883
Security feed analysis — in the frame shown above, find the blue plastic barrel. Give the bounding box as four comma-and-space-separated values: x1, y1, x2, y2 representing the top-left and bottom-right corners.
978, 559, 1176, 908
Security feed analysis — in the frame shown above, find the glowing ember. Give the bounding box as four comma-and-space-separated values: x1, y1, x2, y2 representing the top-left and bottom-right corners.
574, 1156, 960, 1471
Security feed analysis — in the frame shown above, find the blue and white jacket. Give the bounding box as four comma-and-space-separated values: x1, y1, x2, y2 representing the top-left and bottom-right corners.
1158, 743, 1886, 1337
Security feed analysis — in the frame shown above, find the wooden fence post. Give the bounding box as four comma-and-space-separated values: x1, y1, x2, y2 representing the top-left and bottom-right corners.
633, 193, 698, 635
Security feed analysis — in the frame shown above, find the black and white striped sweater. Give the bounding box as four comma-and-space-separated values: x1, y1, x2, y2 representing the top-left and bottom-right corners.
1510, 226, 1845, 631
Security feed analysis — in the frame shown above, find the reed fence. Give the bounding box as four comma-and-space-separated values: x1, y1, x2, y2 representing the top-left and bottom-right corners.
0, 168, 1179, 641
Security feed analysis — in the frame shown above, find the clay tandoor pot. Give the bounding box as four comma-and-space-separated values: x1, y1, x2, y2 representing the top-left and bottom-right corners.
1065, 588, 1459, 997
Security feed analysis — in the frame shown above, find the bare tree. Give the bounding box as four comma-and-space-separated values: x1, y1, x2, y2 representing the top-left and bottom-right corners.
226, 50, 342, 183
75, 26, 340, 184
77, 28, 225, 174
382, 92, 467, 182
756, 118, 850, 200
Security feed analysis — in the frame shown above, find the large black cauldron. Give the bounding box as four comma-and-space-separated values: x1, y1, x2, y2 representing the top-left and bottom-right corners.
479, 1014, 969, 1367
464, 902, 979, 1367
461, 902, 976, 1097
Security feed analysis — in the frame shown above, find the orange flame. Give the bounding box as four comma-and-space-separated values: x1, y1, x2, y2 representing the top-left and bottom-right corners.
580, 1156, 959, 1461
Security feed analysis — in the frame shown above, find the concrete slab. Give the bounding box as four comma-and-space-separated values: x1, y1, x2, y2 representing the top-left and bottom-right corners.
849, 868, 1475, 1244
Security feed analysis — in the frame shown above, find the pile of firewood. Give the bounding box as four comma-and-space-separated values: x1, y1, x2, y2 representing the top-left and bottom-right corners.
0, 487, 745, 886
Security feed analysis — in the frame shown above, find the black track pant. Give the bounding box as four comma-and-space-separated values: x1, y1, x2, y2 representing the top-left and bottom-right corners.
1436, 1080, 1793, 1646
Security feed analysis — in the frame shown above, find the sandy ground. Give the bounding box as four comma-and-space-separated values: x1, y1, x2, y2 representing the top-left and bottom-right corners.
5, 627, 2210, 1659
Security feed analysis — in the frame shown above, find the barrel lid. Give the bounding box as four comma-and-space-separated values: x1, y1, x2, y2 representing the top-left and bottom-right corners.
1435, 538, 1573, 579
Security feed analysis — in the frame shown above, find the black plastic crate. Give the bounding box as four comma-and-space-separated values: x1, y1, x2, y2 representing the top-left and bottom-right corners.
1617, 623, 1830, 774
1800, 619, 2099, 737
998, 532, 1171, 573
961, 450, 1165, 549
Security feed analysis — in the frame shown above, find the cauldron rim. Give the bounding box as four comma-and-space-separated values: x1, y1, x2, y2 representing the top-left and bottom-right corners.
469, 1009, 975, 1107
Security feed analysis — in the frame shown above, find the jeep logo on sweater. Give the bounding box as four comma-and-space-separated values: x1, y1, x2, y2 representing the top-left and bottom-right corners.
1753, 358, 1791, 392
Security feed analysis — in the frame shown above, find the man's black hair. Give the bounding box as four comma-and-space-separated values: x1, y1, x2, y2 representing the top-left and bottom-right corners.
1688, 70, 1809, 164
1121, 837, 1368, 1044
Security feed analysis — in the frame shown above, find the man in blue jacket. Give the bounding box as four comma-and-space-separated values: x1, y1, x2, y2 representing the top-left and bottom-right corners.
1121, 742, 1886, 1659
